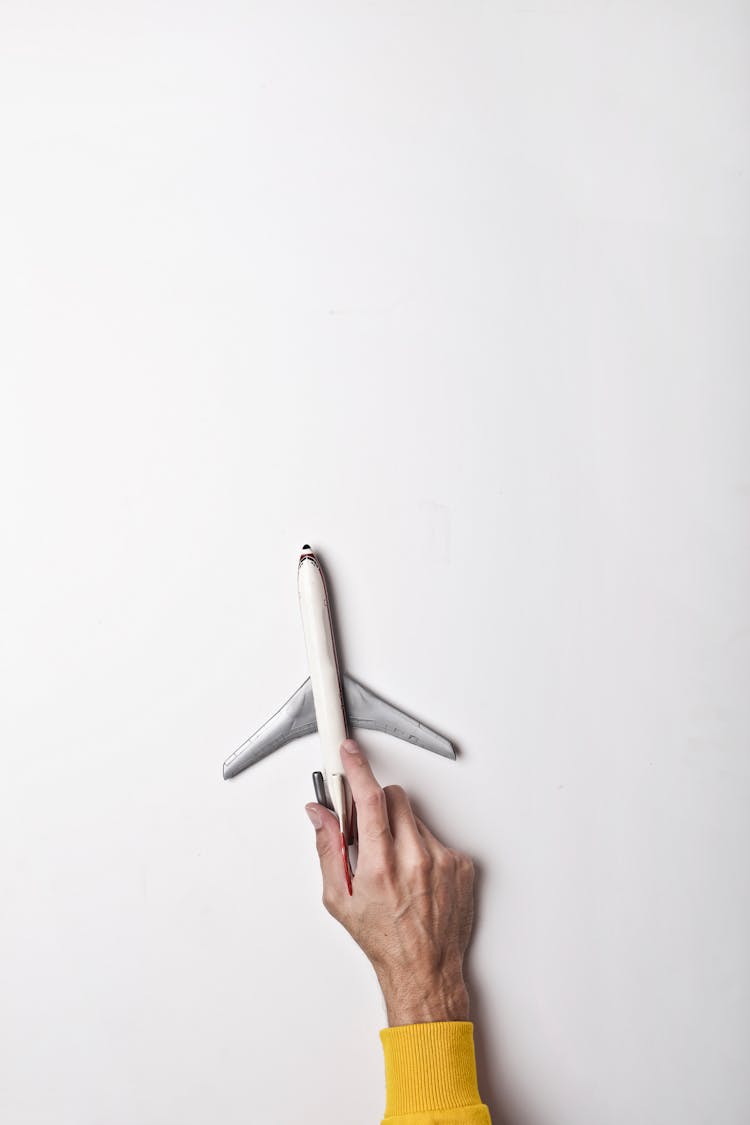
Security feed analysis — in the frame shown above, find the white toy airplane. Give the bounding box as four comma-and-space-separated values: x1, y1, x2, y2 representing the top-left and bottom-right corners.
222, 545, 456, 892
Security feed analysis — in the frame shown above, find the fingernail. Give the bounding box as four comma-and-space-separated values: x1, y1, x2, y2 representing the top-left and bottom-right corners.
341, 739, 359, 754
305, 805, 322, 829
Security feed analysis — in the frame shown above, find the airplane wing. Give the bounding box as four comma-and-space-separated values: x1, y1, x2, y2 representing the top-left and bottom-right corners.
222, 673, 455, 779
342, 675, 455, 760
222, 678, 317, 779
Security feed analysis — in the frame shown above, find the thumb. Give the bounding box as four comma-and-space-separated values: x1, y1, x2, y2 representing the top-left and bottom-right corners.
305, 803, 346, 905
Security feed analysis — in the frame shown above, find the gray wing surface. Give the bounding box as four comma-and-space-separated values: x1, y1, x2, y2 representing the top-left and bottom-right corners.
342, 675, 455, 760
222, 678, 317, 779
223, 673, 455, 779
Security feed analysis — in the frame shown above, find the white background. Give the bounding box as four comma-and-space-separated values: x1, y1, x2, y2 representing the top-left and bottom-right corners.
1, 4, 749, 1123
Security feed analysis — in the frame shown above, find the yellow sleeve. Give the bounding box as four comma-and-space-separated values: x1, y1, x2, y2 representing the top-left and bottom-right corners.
379, 1021, 492, 1124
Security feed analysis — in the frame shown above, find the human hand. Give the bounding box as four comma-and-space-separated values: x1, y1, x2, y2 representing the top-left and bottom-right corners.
305, 738, 475, 1027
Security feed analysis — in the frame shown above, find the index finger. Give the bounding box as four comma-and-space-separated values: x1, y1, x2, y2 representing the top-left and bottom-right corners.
339, 739, 393, 856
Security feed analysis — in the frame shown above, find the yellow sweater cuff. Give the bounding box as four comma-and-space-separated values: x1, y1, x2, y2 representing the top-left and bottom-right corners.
379, 1021, 483, 1118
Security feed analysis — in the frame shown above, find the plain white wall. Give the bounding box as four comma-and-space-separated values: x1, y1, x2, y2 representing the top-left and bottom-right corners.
1, 4, 748, 1123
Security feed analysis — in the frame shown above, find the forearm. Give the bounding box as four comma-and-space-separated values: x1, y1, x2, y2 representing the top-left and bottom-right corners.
377, 962, 470, 1027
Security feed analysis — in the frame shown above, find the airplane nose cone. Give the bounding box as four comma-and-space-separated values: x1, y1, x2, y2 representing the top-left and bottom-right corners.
302, 543, 311, 550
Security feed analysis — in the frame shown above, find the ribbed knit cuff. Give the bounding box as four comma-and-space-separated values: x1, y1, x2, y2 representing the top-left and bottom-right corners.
379, 1021, 482, 1118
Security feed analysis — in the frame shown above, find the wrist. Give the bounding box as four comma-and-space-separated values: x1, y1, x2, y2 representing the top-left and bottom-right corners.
377, 964, 470, 1027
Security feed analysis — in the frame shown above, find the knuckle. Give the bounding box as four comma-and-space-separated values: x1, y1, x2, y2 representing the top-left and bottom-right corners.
411, 851, 432, 885
383, 784, 406, 799
436, 848, 457, 873
414, 848, 432, 872
370, 858, 396, 887
452, 847, 474, 870
364, 821, 389, 842
364, 788, 386, 809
